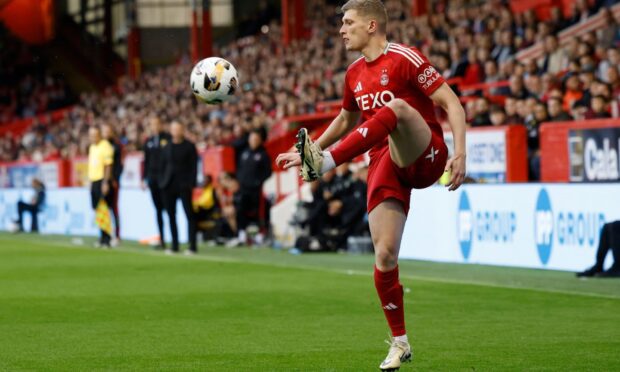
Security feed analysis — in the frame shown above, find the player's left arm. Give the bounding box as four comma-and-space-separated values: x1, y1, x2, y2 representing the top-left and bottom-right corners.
429, 83, 466, 191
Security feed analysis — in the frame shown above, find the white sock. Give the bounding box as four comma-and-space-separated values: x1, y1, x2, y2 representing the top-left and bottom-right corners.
320, 151, 336, 174
394, 334, 408, 344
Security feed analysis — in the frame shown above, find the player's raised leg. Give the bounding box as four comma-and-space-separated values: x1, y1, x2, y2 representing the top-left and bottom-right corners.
297, 98, 431, 181
369, 199, 412, 371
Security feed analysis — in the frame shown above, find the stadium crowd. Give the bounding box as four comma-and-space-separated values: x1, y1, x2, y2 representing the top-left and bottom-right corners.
0, 26, 72, 125
1, 0, 619, 174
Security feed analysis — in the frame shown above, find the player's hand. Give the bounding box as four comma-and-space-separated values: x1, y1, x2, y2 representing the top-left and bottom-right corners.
102, 181, 110, 195
140, 180, 147, 191
444, 154, 466, 191
276, 152, 301, 170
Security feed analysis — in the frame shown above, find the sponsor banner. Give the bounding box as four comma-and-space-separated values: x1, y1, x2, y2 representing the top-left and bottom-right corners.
401, 184, 620, 271
569, 127, 620, 182
119, 153, 143, 189
0, 188, 190, 242
0, 162, 62, 188
444, 129, 506, 183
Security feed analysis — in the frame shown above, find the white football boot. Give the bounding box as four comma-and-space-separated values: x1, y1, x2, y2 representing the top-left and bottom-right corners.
295, 128, 323, 182
379, 338, 412, 371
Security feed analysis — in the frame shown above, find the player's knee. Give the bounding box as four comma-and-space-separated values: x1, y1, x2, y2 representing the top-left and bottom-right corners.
375, 248, 398, 271
387, 98, 416, 118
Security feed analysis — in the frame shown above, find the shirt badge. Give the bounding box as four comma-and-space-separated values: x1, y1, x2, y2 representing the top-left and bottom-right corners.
160, 139, 168, 147
380, 69, 389, 86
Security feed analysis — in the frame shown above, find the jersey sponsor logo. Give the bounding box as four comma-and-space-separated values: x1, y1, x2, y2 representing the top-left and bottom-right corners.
355, 90, 395, 111
353, 81, 363, 93
380, 69, 389, 86
417, 66, 440, 90
357, 127, 368, 138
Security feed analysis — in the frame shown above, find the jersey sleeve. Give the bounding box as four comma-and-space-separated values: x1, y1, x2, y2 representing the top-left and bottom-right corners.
402, 47, 445, 96
341, 72, 359, 112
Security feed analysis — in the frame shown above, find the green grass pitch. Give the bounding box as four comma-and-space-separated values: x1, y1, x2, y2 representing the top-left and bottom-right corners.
1, 233, 619, 371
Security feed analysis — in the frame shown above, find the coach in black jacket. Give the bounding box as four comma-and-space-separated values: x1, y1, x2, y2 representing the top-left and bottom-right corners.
143, 116, 172, 248
159, 121, 198, 254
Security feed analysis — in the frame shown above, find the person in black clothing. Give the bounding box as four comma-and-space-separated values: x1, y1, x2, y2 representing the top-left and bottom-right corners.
102, 124, 123, 243
341, 166, 369, 237
142, 116, 171, 248
232, 127, 272, 245
576, 221, 620, 278
14, 178, 46, 232
159, 121, 198, 254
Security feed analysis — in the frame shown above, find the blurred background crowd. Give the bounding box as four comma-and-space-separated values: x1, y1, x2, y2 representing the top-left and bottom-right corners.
1, 0, 618, 173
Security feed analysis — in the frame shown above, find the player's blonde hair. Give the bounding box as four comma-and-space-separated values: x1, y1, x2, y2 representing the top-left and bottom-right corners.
341, 0, 388, 34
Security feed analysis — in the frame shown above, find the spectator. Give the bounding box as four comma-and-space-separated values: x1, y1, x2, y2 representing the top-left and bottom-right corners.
525, 101, 549, 181
568, 0, 595, 26
232, 127, 272, 246
489, 105, 508, 126
13, 178, 46, 233
598, 47, 620, 83
549, 6, 569, 33
492, 29, 515, 64
340, 166, 369, 237
586, 95, 612, 119
483, 59, 503, 95
576, 221, 620, 277
597, 7, 620, 48
525, 74, 544, 99
507, 75, 529, 99
571, 100, 590, 120
504, 97, 522, 123
471, 97, 492, 127
217, 172, 240, 241
547, 97, 573, 121
563, 74, 584, 111
462, 47, 483, 86
539, 34, 567, 75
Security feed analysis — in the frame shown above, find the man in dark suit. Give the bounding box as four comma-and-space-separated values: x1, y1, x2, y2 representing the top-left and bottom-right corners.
159, 121, 198, 254
14, 178, 46, 233
102, 124, 123, 245
143, 116, 171, 249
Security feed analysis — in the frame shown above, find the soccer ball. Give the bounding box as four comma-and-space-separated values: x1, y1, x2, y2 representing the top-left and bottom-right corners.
190, 57, 239, 104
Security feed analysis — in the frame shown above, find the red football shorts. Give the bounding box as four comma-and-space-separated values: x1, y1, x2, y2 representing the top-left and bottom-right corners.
366, 125, 448, 215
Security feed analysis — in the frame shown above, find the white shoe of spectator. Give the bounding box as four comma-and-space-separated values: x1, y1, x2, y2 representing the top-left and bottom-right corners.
226, 238, 241, 248
254, 233, 264, 246
110, 238, 120, 247
164, 249, 175, 255
184, 250, 196, 256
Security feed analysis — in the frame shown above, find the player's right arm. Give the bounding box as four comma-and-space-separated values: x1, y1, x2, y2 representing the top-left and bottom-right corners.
276, 109, 359, 170
316, 109, 360, 149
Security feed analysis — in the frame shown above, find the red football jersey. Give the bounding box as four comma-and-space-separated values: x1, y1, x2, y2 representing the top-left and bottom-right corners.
341, 42, 445, 157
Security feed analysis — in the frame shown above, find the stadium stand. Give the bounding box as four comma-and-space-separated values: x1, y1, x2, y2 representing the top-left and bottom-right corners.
2, 0, 619, 165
